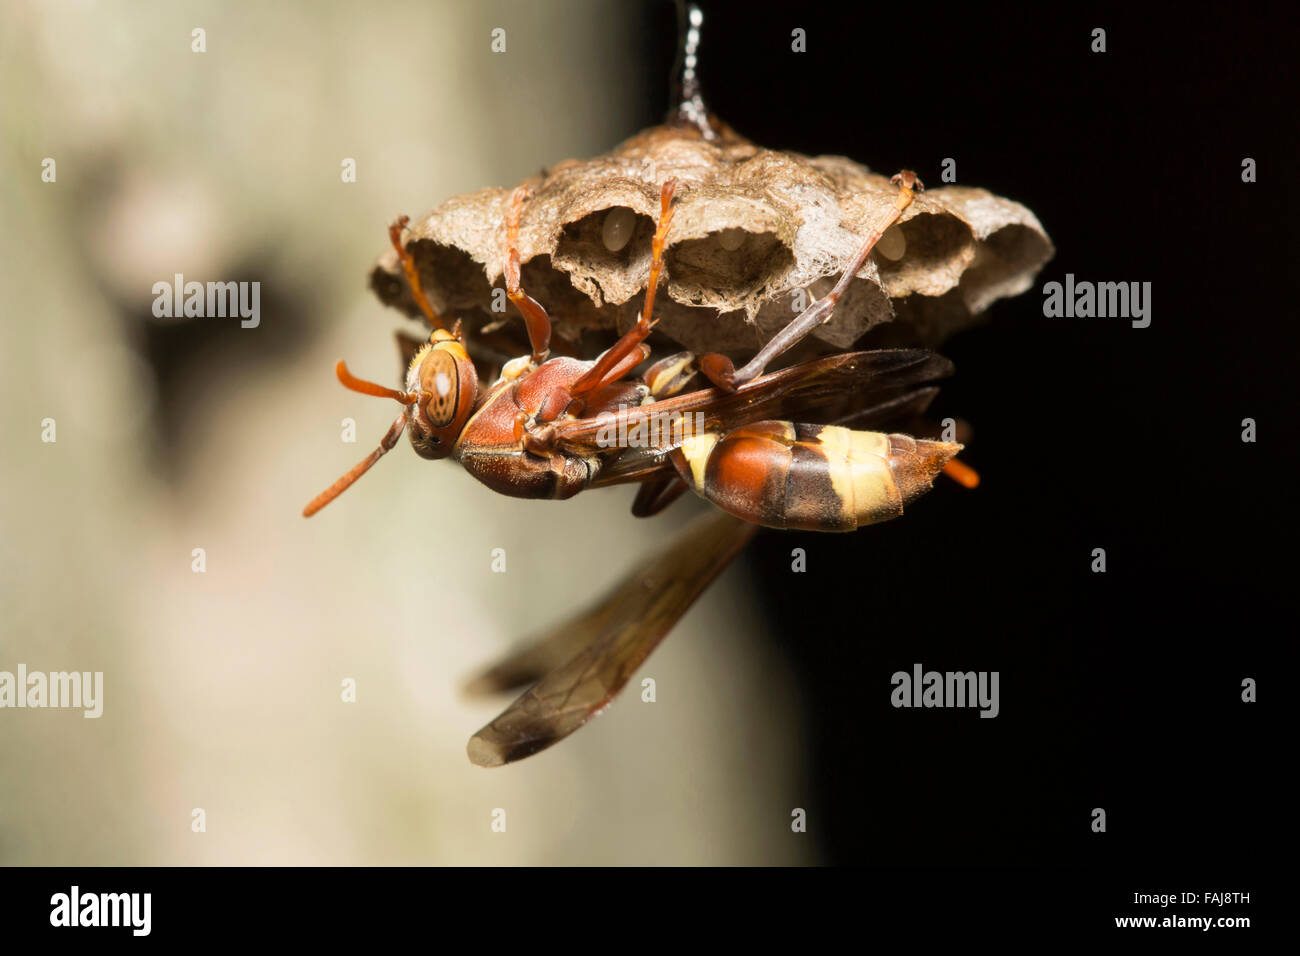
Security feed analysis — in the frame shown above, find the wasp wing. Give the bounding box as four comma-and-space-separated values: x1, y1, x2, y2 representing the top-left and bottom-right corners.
465, 510, 757, 767
589, 386, 945, 492
829, 384, 941, 429
573, 349, 953, 488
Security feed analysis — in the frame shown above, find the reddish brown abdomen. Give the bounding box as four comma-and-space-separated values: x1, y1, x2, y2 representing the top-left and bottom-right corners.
670, 422, 959, 532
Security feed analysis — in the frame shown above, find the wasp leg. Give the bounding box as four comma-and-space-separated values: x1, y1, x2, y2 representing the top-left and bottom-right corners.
388, 217, 448, 332
670, 418, 958, 532
567, 180, 679, 401
942, 458, 981, 488
613, 352, 700, 518
504, 186, 553, 364
464, 509, 756, 766
631, 473, 689, 517
640, 350, 699, 400
699, 171, 923, 392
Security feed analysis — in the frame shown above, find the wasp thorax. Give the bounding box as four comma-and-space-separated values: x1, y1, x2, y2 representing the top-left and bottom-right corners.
601, 206, 637, 252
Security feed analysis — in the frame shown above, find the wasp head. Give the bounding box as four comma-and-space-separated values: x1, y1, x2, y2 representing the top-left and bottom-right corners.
403, 329, 479, 459
302, 329, 479, 517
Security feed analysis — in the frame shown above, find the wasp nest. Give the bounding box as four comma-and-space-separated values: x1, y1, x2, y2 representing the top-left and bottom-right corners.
370, 122, 1053, 358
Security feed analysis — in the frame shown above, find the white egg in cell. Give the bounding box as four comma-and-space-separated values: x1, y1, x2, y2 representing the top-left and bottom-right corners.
601, 207, 637, 252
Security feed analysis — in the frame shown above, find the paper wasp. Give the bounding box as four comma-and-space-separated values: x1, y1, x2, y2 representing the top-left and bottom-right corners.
304, 171, 976, 766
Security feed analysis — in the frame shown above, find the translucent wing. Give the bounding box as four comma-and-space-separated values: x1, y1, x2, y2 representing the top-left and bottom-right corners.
574, 349, 953, 488
466, 510, 757, 767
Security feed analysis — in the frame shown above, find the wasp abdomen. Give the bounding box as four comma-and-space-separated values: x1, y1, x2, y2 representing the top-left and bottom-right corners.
671, 422, 960, 532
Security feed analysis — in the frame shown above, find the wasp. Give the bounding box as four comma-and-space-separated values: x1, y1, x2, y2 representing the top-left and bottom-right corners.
304, 169, 977, 766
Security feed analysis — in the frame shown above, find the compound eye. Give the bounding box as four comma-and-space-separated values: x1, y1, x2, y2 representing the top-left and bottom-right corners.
421, 349, 460, 427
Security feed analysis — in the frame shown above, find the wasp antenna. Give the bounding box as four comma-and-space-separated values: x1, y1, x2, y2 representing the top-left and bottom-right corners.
335, 360, 415, 404
303, 412, 408, 517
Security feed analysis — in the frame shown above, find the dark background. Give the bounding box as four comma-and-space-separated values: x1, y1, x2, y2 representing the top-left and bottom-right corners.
632, 0, 1294, 867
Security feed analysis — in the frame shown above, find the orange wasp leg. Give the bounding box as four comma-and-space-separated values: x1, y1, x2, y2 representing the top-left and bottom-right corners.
388, 216, 450, 332
942, 458, 981, 489
699, 171, 923, 392
567, 180, 678, 401
504, 186, 553, 365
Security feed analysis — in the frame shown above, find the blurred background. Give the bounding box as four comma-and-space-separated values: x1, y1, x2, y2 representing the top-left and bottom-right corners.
0, 0, 812, 865
1, 0, 1288, 869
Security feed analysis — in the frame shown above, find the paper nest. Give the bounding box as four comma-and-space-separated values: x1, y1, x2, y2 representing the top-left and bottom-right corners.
370, 122, 1054, 357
